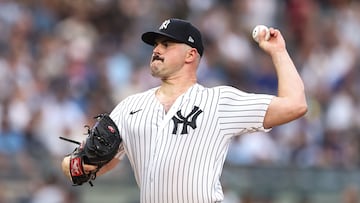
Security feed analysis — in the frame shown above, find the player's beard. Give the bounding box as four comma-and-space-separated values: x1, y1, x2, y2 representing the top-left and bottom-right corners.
150, 55, 169, 78
150, 61, 162, 78
150, 54, 164, 78
150, 55, 184, 79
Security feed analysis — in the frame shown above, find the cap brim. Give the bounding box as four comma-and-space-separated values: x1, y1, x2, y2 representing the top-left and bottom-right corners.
141, 31, 182, 46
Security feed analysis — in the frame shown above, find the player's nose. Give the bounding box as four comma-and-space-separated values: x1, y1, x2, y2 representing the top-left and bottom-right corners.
153, 44, 162, 55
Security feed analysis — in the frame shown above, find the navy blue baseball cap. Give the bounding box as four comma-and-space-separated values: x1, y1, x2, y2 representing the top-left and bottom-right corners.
141, 18, 204, 56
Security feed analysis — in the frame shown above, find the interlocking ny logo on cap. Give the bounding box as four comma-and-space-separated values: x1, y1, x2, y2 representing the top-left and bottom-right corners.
159, 19, 170, 30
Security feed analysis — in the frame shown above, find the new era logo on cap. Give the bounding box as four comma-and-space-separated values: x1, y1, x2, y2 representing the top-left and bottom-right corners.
141, 18, 204, 56
188, 36, 194, 43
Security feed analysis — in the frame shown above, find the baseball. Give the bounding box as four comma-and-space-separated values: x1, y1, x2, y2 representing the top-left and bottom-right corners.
252, 25, 270, 43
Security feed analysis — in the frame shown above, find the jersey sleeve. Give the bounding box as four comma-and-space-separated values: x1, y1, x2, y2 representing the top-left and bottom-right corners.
217, 86, 274, 136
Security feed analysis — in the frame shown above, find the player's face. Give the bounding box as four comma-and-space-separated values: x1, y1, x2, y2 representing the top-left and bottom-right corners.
150, 37, 190, 79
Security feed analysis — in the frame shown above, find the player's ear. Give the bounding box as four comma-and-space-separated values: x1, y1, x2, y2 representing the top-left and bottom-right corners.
185, 47, 198, 63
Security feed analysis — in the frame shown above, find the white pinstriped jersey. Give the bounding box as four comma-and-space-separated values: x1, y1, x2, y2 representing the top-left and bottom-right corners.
110, 83, 274, 203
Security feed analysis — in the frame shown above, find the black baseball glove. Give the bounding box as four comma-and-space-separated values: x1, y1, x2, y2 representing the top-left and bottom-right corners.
60, 113, 121, 186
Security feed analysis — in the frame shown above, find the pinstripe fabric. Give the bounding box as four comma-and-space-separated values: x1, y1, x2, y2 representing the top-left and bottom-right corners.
110, 84, 273, 203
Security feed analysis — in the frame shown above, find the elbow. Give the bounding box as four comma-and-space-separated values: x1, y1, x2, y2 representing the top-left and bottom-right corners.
295, 99, 308, 119
299, 104, 308, 117
292, 89, 308, 119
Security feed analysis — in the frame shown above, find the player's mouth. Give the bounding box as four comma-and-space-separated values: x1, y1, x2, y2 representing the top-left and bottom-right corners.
152, 55, 164, 62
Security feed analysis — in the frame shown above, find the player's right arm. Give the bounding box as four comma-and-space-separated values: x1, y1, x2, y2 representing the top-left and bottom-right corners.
257, 28, 307, 128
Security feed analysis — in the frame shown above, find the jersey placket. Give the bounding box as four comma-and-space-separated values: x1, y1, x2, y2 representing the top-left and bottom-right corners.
149, 105, 164, 182
146, 92, 190, 202
145, 99, 176, 202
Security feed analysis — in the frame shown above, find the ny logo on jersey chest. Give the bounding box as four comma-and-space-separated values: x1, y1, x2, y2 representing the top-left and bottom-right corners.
171, 106, 203, 135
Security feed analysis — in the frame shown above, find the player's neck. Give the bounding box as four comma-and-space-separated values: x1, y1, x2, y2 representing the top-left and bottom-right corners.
160, 79, 196, 96
156, 78, 196, 112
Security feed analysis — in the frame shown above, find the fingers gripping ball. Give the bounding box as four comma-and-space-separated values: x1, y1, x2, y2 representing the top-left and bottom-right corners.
252, 25, 270, 43
61, 113, 122, 186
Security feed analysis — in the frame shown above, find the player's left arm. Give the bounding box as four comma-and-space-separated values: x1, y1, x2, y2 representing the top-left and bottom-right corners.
258, 28, 307, 128
60, 114, 123, 186
61, 149, 122, 181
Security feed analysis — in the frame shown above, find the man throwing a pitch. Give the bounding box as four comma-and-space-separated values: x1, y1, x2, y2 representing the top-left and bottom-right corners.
62, 18, 307, 203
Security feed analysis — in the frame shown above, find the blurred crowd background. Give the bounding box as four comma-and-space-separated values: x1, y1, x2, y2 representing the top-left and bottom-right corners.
1, 0, 360, 203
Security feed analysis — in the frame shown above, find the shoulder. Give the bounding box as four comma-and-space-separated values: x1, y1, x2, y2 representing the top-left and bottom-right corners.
193, 84, 249, 101
203, 85, 248, 96
110, 87, 157, 119
123, 87, 157, 103
206, 85, 274, 104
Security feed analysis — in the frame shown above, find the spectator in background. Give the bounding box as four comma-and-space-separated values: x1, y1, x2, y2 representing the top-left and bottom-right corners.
0, 102, 26, 173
